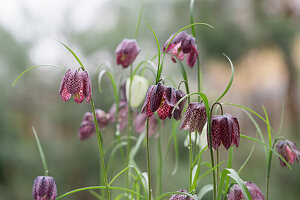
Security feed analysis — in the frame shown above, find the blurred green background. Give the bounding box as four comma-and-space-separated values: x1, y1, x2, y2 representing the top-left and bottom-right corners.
0, 0, 300, 199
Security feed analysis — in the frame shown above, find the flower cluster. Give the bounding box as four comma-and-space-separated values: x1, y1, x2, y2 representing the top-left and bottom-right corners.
227, 181, 265, 200
163, 31, 198, 68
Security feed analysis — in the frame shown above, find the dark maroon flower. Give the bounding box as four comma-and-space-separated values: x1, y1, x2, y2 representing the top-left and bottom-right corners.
169, 189, 197, 200
59, 69, 91, 103
227, 182, 265, 200
141, 83, 177, 120
109, 100, 128, 130
78, 110, 110, 140
134, 113, 158, 137
179, 102, 207, 133
163, 31, 198, 68
33, 176, 57, 200
116, 39, 141, 68
173, 89, 186, 120
276, 140, 300, 167
209, 114, 240, 150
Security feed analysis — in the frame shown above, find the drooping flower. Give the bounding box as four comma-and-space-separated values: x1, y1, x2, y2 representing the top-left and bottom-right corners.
227, 182, 265, 200
163, 31, 198, 68
210, 114, 240, 150
78, 110, 110, 140
179, 102, 207, 133
141, 83, 177, 120
276, 139, 300, 167
33, 176, 57, 200
134, 112, 158, 137
126, 75, 148, 108
169, 189, 197, 200
109, 100, 128, 130
172, 89, 186, 120
116, 39, 141, 68
59, 69, 91, 103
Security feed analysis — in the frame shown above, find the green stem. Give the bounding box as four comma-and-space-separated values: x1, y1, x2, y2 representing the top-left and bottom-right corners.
207, 108, 216, 200
216, 149, 219, 190
90, 97, 110, 200
146, 119, 152, 200
189, 131, 193, 191
156, 121, 162, 196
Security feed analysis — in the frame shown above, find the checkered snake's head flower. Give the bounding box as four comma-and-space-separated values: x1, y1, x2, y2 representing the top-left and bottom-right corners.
179, 102, 207, 133
108, 100, 128, 130
227, 182, 265, 200
33, 176, 57, 200
141, 83, 178, 120
134, 112, 158, 137
276, 139, 300, 167
172, 89, 187, 120
116, 39, 141, 68
210, 114, 240, 150
126, 75, 148, 108
78, 110, 110, 140
163, 31, 198, 68
59, 69, 91, 103
169, 189, 197, 200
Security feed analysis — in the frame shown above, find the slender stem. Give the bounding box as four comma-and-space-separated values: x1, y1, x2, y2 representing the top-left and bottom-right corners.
216, 149, 219, 190
188, 131, 192, 191
90, 97, 110, 200
156, 121, 162, 196
207, 108, 216, 200
193, 132, 198, 160
146, 119, 152, 200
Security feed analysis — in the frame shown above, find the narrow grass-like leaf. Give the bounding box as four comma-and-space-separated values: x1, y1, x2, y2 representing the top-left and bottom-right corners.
192, 146, 208, 167
134, 4, 144, 39
130, 131, 146, 161
225, 147, 234, 194
32, 127, 48, 175
216, 54, 234, 102
56, 186, 146, 200
133, 60, 157, 79
198, 161, 224, 183
241, 134, 291, 170
89, 190, 105, 200
189, 0, 196, 37
12, 64, 66, 87
276, 101, 285, 138
238, 142, 255, 175
107, 142, 127, 174
198, 184, 213, 200
57, 40, 85, 70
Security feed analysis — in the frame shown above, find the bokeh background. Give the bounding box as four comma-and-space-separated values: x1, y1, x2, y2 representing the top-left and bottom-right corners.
0, 0, 300, 199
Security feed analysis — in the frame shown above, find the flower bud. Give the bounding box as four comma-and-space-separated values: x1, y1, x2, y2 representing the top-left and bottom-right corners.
116, 39, 140, 68
276, 139, 300, 167
126, 75, 148, 108
32, 176, 57, 200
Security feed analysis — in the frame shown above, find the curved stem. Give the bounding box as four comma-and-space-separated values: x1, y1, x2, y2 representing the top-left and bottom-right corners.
146, 119, 152, 200
90, 97, 110, 200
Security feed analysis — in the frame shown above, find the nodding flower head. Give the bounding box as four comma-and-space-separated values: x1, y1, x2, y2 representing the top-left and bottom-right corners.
126, 75, 149, 108
169, 189, 197, 200
227, 182, 265, 200
163, 31, 198, 68
141, 83, 177, 120
276, 140, 300, 167
78, 110, 110, 140
210, 114, 240, 150
59, 69, 91, 103
108, 100, 128, 130
179, 102, 207, 133
116, 39, 140, 68
173, 89, 187, 120
134, 112, 158, 137
33, 176, 57, 200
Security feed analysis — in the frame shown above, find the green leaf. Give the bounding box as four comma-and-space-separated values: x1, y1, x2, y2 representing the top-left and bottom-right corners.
134, 4, 144, 39
216, 54, 234, 102
12, 64, 66, 87
32, 127, 48, 175
238, 142, 255, 175
225, 147, 233, 194
198, 184, 213, 200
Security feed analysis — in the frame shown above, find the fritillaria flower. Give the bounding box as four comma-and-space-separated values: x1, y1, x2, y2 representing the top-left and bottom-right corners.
179, 102, 207, 133
210, 114, 240, 150
109, 100, 128, 130
163, 31, 198, 68
227, 182, 265, 200
172, 89, 186, 120
276, 140, 300, 167
78, 110, 110, 140
134, 113, 158, 137
141, 83, 177, 120
116, 39, 141, 68
126, 75, 148, 108
33, 176, 57, 200
59, 69, 91, 103
169, 189, 197, 200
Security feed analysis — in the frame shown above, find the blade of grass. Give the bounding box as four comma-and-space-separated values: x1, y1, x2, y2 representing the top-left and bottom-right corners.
32, 127, 48, 175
